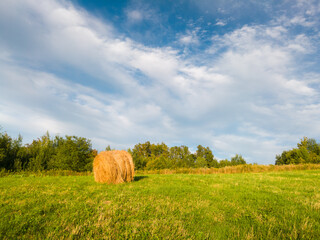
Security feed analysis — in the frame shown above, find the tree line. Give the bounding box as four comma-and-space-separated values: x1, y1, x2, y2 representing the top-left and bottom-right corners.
0, 131, 96, 172
128, 141, 246, 170
0, 129, 247, 172
275, 137, 320, 165
3, 129, 319, 172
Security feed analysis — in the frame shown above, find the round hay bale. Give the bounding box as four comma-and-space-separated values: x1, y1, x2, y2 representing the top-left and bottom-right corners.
93, 151, 123, 184
93, 150, 135, 184
110, 150, 135, 182
124, 150, 135, 181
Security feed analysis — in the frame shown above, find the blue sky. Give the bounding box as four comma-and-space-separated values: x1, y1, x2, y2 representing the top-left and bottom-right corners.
0, 0, 320, 164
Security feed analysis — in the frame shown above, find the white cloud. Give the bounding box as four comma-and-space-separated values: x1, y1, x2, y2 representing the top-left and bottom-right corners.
215, 20, 227, 26
284, 79, 315, 96
0, 0, 319, 164
124, 3, 159, 26
179, 30, 200, 45
212, 135, 286, 164
272, 0, 320, 29
0, 61, 176, 149
126, 10, 143, 22
289, 16, 315, 27
265, 26, 287, 39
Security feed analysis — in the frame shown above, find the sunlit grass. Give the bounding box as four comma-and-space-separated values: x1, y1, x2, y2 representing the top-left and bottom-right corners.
137, 163, 320, 174
1, 170, 319, 239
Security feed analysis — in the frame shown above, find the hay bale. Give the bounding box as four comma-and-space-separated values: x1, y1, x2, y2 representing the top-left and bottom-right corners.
124, 151, 135, 181
93, 150, 134, 184
93, 151, 123, 184
111, 150, 135, 182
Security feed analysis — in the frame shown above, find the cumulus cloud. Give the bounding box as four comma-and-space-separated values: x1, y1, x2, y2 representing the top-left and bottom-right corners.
0, 0, 319, 163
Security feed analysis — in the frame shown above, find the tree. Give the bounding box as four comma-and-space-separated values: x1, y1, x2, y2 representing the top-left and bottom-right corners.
0, 130, 23, 171
298, 137, 320, 155
146, 155, 169, 170
150, 142, 169, 158
275, 137, 320, 165
49, 135, 94, 171
131, 142, 152, 170
169, 145, 191, 168
196, 145, 217, 168
219, 159, 231, 168
131, 142, 171, 170
27, 132, 55, 171
131, 142, 220, 169
194, 156, 207, 168
105, 145, 112, 151
230, 154, 246, 165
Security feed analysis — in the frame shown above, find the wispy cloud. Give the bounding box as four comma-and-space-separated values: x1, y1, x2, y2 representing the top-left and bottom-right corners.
215, 20, 227, 26
126, 10, 144, 23
0, 0, 319, 164
124, 1, 160, 26
179, 30, 200, 45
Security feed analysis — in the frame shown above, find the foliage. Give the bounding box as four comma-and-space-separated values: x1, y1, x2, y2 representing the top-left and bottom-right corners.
0, 128, 247, 172
0, 129, 96, 172
26, 132, 55, 171
105, 145, 113, 151
0, 130, 23, 171
218, 159, 232, 168
230, 154, 246, 165
196, 145, 218, 168
275, 137, 320, 165
130, 141, 246, 170
49, 136, 95, 171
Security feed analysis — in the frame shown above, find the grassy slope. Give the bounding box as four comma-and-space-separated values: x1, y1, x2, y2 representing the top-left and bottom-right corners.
0, 171, 319, 239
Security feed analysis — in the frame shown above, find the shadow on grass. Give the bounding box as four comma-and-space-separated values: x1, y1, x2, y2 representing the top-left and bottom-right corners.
134, 176, 148, 182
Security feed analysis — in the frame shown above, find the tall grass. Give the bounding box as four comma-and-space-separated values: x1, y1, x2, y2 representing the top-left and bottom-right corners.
137, 163, 320, 174
2, 164, 320, 177
0, 169, 92, 177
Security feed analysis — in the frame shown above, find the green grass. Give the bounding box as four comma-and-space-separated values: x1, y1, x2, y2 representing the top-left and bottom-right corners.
1, 171, 320, 239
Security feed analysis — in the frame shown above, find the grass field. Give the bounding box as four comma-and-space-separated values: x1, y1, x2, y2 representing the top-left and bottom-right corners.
1, 170, 319, 239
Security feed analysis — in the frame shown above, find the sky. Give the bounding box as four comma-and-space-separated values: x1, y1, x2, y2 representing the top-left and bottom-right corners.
0, 0, 320, 164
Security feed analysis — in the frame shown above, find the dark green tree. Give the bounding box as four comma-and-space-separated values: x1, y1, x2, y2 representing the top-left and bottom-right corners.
146, 155, 169, 170
275, 137, 320, 165
169, 145, 192, 168
218, 159, 232, 168
27, 132, 54, 171
0, 130, 23, 171
194, 156, 207, 168
105, 145, 112, 151
230, 154, 246, 165
49, 135, 94, 171
196, 145, 217, 168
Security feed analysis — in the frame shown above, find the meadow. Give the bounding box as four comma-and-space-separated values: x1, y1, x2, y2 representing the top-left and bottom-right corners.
1, 169, 319, 239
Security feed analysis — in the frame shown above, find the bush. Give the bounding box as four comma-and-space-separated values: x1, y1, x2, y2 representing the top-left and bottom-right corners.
0, 130, 22, 171
0, 129, 96, 172
276, 137, 320, 165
